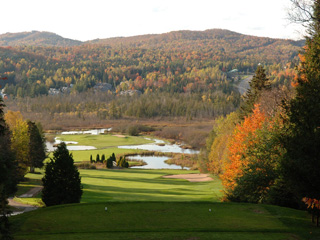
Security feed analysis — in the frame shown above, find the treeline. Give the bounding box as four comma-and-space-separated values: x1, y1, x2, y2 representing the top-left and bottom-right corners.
6, 90, 240, 126
0, 97, 47, 238
203, 14, 320, 226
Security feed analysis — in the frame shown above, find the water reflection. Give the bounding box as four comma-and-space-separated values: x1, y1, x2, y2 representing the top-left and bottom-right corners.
46, 137, 96, 152
118, 141, 199, 154
128, 155, 189, 170
61, 128, 111, 135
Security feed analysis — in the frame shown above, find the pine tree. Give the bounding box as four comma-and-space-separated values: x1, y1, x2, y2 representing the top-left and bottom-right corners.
42, 142, 82, 207
240, 65, 270, 118
27, 121, 46, 173
96, 154, 100, 163
281, 0, 320, 201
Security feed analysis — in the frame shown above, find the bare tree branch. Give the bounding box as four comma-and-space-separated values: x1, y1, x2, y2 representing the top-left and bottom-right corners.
287, 0, 314, 27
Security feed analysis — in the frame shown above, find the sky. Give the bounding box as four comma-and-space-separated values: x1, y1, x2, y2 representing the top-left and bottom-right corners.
0, 0, 305, 42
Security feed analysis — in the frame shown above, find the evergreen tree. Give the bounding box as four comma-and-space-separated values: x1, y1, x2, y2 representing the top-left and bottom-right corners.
281, 0, 320, 201
117, 156, 129, 168
42, 142, 82, 207
101, 154, 105, 162
0, 97, 17, 240
106, 156, 113, 168
27, 121, 46, 173
240, 65, 270, 118
90, 155, 93, 163
96, 154, 100, 163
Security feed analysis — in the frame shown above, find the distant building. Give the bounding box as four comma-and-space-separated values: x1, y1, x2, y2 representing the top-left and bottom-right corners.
61, 87, 70, 94
93, 83, 112, 92
48, 86, 71, 95
48, 88, 61, 95
119, 90, 142, 96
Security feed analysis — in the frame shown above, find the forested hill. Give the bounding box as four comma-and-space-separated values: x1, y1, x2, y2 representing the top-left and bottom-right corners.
0, 31, 82, 47
89, 29, 304, 49
1, 29, 304, 50
0, 29, 303, 100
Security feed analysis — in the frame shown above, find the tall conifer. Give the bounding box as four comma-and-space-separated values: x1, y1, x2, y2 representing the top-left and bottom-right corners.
281, 0, 320, 201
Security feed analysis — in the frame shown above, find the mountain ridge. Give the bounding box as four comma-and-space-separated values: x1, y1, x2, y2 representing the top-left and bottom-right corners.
0, 29, 304, 48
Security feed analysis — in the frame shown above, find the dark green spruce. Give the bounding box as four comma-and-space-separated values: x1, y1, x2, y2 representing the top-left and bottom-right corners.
42, 142, 82, 207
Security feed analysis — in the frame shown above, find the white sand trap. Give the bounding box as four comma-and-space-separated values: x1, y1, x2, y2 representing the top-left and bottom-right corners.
113, 134, 126, 138
162, 173, 213, 182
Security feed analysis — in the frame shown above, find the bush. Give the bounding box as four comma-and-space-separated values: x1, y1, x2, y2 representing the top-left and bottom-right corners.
127, 126, 139, 136
106, 153, 116, 169
117, 156, 129, 168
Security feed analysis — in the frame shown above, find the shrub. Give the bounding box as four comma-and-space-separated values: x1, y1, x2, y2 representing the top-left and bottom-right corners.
127, 125, 139, 136
117, 156, 129, 168
106, 153, 116, 169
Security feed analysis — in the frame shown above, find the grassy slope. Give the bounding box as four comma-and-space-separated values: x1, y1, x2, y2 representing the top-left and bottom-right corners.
11, 134, 320, 239
11, 202, 319, 240
80, 169, 222, 202
21, 169, 222, 204
11, 170, 320, 239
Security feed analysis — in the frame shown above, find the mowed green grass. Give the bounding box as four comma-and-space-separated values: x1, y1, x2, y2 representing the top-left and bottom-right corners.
53, 134, 153, 162
69, 148, 143, 162
58, 134, 153, 149
11, 170, 320, 240
23, 169, 222, 203
80, 169, 222, 202
12, 134, 320, 239
11, 202, 319, 240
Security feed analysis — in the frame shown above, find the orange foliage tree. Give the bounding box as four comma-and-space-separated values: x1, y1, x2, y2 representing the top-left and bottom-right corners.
221, 104, 266, 197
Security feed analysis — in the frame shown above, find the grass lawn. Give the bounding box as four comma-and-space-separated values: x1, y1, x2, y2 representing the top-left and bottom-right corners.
11, 202, 320, 240
80, 169, 222, 202
21, 169, 222, 203
69, 148, 144, 162
58, 134, 153, 149
51, 134, 154, 162
10, 170, 320, 240
10, 133, 320, 239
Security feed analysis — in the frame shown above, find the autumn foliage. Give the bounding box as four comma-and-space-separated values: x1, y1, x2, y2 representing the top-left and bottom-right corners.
221, 104, 266, 195
302, 197, 320, 227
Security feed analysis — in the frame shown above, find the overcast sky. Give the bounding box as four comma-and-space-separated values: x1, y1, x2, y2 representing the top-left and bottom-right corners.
0, 0, 305, 41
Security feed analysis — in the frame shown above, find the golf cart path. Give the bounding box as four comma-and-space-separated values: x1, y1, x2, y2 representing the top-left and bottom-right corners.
8, 186, 43, 215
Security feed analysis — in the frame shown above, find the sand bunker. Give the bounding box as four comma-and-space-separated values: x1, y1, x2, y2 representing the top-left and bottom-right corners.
162, 173, 213, 182
113, 134, 126, 138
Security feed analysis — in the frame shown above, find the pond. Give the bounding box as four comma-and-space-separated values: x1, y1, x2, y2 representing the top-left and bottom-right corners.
118, 138, 199, 154
61, 128, 111, 135
46, 138, 96, 152
46, 129, 198, 170
128, 155, 190, 170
